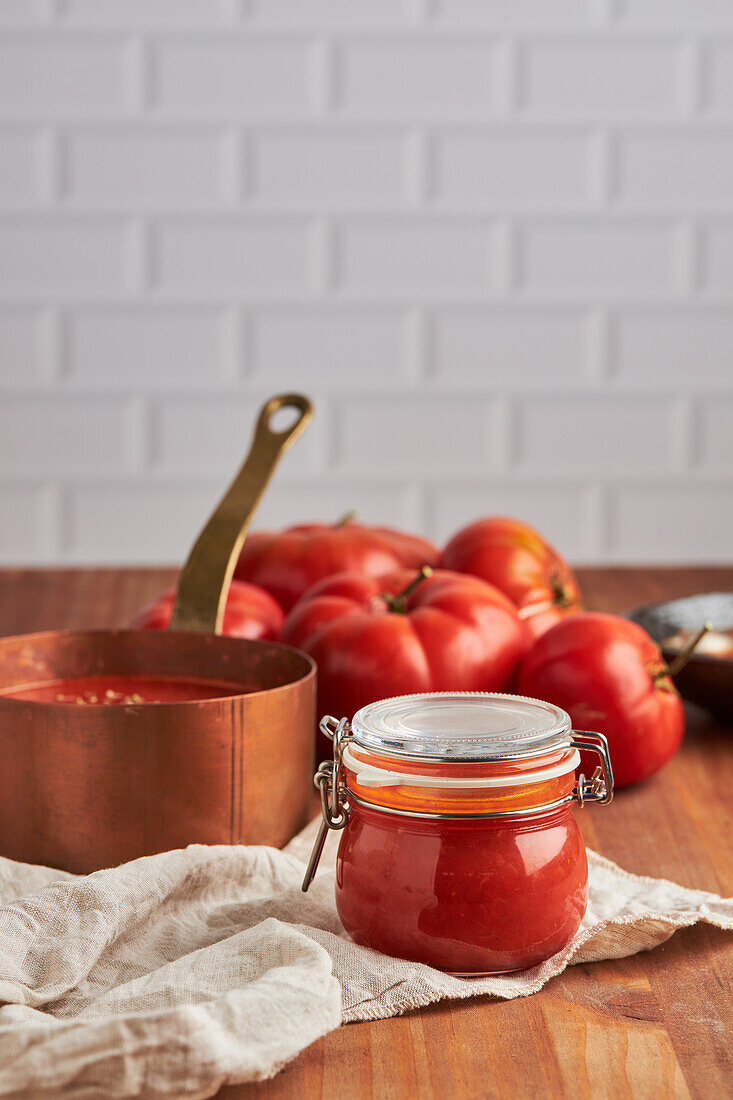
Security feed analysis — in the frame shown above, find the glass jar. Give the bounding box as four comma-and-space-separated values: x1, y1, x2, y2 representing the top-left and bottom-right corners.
303, 692, 613, 976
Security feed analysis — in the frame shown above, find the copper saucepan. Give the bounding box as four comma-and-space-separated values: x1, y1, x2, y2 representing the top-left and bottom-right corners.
0, 394, 317, 874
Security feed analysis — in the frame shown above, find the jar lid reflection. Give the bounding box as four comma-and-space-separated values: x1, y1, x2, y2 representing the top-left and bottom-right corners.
351, 692, 572, 763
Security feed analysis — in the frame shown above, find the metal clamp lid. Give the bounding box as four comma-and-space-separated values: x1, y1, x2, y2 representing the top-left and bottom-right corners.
301, 718, 614, 892
570, 731, 614, 806
301, 716, 353, 892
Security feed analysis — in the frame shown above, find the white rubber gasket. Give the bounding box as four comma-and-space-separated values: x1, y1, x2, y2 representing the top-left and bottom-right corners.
343, 744, 580, 790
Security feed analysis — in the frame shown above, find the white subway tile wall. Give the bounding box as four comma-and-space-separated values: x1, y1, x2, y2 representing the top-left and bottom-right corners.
0, 1, 731, 565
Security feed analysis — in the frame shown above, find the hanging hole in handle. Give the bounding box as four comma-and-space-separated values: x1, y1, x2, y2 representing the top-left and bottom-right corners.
269, 404, 301, 434
261, 394, 312, 441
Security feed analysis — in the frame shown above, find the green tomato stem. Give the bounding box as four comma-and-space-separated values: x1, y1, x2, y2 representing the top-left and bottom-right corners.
382, 565, 434, 613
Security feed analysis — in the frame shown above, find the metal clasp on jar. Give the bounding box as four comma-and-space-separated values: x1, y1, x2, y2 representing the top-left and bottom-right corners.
302, 715, 353, 892
302, 720, 615, 891
570, 731, 614, 806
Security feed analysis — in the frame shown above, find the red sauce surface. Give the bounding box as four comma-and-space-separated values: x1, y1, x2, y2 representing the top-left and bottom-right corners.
1, 674, 247, 705
336, 802, 587, 974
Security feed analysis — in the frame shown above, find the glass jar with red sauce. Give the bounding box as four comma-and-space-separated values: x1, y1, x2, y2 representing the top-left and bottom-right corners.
303, 692, 613, 976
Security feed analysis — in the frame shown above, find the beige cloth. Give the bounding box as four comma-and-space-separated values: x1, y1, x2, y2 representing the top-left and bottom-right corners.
0, 819, 731, 1099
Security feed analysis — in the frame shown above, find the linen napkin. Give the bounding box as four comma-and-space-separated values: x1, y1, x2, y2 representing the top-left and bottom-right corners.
0, 818, 730, 1099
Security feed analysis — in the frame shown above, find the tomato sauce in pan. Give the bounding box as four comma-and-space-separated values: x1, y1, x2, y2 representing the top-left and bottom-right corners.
0, 674, 247, 705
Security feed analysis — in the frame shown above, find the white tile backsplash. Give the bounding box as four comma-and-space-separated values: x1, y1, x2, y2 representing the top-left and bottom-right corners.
0, 4, 730, 564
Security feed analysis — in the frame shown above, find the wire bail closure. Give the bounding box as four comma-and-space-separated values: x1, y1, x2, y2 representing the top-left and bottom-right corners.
301, 720, 614, 892
301, 716, 353, 892
570, 731, 614, 806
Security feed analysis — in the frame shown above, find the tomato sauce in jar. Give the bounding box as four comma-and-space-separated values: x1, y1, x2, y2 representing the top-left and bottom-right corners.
303, 693, 613, 976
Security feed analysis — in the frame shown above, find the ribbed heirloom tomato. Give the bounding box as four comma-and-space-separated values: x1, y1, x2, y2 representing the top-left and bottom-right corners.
130, 580, 284, 641
281, 567, 528, 730
235, 516, 438, 612
440, 516, 582, 640
517, 612, 685, 788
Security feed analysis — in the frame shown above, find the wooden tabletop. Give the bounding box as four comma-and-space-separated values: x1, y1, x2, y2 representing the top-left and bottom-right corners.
1, 565, 731, 1100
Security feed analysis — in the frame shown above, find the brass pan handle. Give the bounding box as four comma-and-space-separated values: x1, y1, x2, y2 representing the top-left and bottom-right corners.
169, 393, 313, 634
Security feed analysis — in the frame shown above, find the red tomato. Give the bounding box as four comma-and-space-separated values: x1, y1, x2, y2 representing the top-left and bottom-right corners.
130, 580, 284, 641
440, 516, 582, 640
235, 516, 438, 611
282, 567, 528, 733
517, 612, 684, 788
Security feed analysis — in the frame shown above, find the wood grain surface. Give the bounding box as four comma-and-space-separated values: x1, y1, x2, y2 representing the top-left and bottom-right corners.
0, 566, 731, 1100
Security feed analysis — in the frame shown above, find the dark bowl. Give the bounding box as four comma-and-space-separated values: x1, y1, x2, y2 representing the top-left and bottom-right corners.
626, 592, 733, 724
